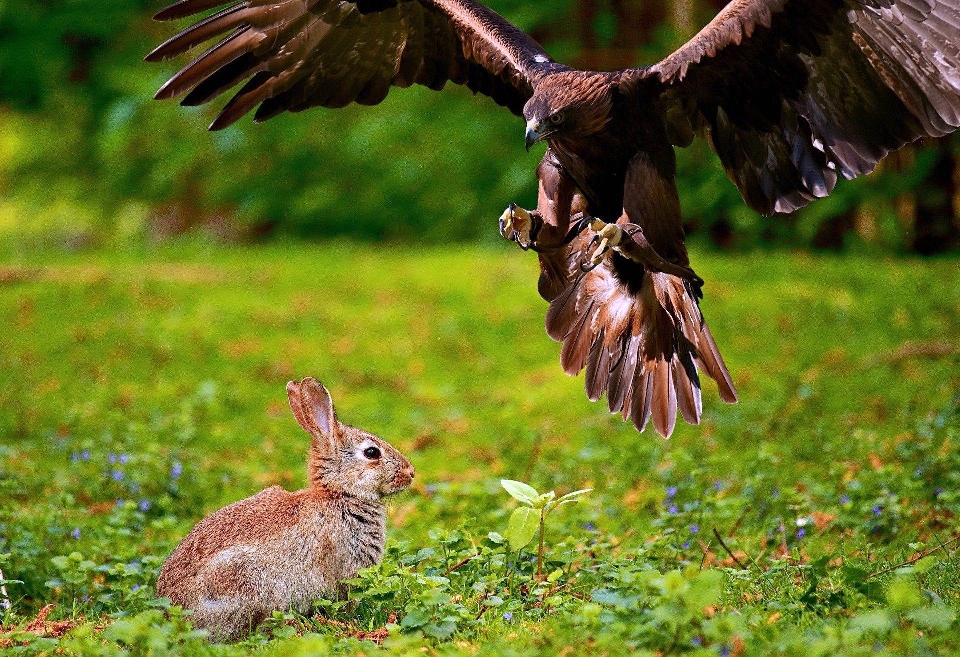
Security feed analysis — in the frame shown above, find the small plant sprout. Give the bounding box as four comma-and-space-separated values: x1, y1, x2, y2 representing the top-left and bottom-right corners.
500, 479, 592, 580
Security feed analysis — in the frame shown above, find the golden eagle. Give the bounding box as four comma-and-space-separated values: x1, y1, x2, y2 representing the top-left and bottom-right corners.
148, 0, 960, 437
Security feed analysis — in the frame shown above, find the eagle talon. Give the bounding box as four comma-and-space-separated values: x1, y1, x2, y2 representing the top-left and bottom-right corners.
586, 222, 705, 287
580, 257, 602, 273
580, 235, 600, 271
582, 220, 625, 269
499, 203, 535, 249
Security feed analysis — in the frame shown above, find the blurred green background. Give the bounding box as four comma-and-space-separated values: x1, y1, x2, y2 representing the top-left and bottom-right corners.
1, 0, 958, 253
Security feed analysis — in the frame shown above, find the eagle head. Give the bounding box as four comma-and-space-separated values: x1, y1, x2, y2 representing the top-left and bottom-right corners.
523, 72, 615, 151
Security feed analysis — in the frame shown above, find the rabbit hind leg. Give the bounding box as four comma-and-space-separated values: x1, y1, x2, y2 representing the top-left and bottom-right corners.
194, 547, 279, 640
194, 593, 268, 641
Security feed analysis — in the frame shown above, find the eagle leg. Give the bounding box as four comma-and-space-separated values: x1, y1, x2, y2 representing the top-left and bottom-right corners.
582, 220, 623, 271
585, 219, 703, 288
498, 203, 542, 250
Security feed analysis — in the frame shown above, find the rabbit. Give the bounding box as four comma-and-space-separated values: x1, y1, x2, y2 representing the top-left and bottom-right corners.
155, 377, 414, 641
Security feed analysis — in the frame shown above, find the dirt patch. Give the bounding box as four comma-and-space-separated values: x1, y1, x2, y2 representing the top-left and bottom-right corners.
0, 604, 85, 647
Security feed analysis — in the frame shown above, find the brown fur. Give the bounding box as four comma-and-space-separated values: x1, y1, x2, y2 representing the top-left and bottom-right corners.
155, 378, 414, 641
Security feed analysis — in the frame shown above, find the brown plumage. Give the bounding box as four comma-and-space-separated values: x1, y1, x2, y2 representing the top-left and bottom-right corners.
148, 0, 960, 437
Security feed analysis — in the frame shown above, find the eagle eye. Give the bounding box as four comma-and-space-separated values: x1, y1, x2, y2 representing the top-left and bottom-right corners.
362, 446, 381, 460
549, 112, 564, 125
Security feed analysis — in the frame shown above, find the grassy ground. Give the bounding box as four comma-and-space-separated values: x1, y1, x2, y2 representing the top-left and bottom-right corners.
1, 240, 959, 655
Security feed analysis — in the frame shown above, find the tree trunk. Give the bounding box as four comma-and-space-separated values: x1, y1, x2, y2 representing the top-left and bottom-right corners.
911, 136, 960, 255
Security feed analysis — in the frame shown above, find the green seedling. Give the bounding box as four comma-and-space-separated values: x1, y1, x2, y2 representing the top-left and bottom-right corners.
500, 479, 592, 580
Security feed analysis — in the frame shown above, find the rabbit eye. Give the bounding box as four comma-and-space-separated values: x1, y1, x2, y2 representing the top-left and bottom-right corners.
362, 446, 381, 460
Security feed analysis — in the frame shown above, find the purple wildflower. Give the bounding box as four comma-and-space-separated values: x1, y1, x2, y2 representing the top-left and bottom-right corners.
109, 453, 117, 464
682, 541, 691, 549
690, 524, 700, 534
872, 505, 883, 516
71, 452, 80, 463
583, 522, 597, 532
840, 494, 851, 504
81, 449, 90, 461
132, 584, 141, 592
425, 484, 437, 494
666, 486, 678, 499
111, 469, 124, 481
668, 504, 678, 515
797, 528, 806, 539
691, 637, 703, 647
119, 453, 129, 465
171, 461, 183, 479
719, 645, 731, 657
713, 481, 724, 492
71, 528, 81, 540
138, 500, 151, 512
935, 487, 944, 498
502, 612, 513, 621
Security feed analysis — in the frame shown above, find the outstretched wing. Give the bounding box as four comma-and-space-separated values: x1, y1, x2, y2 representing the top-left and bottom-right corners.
146, 0, 567, 129
638, 0, 960, 214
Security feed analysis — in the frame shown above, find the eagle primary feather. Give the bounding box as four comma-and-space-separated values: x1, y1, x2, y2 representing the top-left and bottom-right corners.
149, 0, 960, 437
145, 0, 566, 122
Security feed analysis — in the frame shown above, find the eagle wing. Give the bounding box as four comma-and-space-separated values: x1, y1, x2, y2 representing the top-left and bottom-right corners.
146, 0, 566, 129
639, 0, 960, 214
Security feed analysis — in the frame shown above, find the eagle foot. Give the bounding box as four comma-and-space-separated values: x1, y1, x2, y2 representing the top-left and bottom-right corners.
583, 219, 705, 289
582, 219, 625, 271
498, 203, 540, 250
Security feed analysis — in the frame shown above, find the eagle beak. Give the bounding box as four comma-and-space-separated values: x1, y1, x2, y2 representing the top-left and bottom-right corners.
525, 120, 541, 151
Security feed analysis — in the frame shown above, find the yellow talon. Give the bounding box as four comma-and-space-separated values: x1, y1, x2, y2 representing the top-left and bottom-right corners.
499, 203, 533, 248
598, 222, 623, 246
590, 238, 609, 266
587, 220, 625, 266
498, 207, 514, 234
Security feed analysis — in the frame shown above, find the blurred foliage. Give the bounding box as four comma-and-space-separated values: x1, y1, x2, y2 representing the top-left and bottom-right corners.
0, 0, 957, 250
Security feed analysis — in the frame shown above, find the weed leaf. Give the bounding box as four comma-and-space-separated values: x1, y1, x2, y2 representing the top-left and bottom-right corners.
501, 480, 540, 507
506, 506, 540, 550
557, 488, 593, 504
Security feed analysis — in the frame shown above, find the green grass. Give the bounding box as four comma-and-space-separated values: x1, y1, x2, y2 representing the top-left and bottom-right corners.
1, 240, 959, 655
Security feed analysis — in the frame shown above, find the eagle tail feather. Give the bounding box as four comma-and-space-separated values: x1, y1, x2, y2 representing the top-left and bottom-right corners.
691, 318, 738, 404
543, 256, 736, 438
558, 300, 595, 375
629, 370, 654, 432
651, 359, 679, 438
674, 355, 703, 425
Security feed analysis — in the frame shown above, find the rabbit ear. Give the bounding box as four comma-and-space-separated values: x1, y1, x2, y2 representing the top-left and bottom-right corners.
286, 380, 313, 435
288, 377, 338, 441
